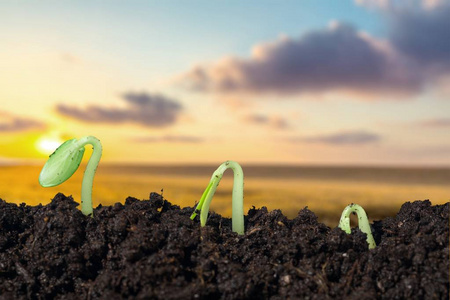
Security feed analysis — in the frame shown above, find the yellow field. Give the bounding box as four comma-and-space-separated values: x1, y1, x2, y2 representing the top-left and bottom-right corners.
0, 164, 448, 226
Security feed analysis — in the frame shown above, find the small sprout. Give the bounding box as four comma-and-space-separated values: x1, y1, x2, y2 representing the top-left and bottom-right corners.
39, 136, 102, 216
190, 161, 244, 235
338, 203, 376, 249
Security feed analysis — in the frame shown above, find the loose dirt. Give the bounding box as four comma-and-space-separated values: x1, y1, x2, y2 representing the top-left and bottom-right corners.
0, 193, 448, 299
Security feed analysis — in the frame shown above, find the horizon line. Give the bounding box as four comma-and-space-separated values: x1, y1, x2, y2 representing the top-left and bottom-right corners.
1, 158, 450, 170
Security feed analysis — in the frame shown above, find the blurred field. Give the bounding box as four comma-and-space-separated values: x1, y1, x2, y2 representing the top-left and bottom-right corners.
0, 164, 448, 226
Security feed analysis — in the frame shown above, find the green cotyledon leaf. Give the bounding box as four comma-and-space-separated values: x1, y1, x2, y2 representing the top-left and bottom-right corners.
39, 138, 85, 187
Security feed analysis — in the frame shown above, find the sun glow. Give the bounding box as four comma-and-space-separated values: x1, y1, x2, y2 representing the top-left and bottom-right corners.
36, 136, 64, 155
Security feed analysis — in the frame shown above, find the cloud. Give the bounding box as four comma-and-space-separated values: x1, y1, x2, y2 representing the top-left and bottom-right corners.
178, 1, 450, 99
56, 92, 183, 128
0, 112, 46, 132
289, 131, 381, 145
387, 2, 450, 72
243, 114, 290, 129
355, 0, 446, 11
131, 135, 204, 143
356, 0, 450, 74
419, 118, 450, 127
178, 22, 420, 97
400, 145, 450, 156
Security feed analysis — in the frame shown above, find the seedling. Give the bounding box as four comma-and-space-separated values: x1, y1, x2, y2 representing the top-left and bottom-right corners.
39, 136, 102, 216
190, 161, 244, 234
338, 204, 376, 249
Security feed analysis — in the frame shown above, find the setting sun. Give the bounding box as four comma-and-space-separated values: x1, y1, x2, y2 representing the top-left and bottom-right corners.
36, 136, 63, 155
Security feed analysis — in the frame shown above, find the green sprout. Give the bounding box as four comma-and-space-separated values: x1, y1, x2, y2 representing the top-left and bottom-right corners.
190, 161, 244, 235
39, 136, 102, 216
338, 203, 376, 249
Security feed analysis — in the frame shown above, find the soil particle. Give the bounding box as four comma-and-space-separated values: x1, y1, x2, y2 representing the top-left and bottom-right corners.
0, 194, 448, 299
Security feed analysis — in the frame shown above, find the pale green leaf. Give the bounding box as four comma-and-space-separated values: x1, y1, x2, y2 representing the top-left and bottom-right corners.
39, 139, 85, 187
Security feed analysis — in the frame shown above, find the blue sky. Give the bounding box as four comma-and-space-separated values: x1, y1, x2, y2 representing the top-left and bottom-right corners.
1, 1, 383, 77
1, 0, 449, 166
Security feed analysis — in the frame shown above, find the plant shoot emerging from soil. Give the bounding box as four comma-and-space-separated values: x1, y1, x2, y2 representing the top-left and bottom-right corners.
338, 204, 376, 249
39, 136, 102, 216
190, 161, 244, 234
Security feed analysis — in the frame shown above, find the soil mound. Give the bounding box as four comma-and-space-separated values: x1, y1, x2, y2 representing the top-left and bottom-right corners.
0, 193, 448, 299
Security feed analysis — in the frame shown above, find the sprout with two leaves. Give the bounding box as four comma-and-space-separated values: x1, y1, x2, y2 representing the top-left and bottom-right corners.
190, 161, 244, 235
338, 203, 376, 249
39, 136, 102, 216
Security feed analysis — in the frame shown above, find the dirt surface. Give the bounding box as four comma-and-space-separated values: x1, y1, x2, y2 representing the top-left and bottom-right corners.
0, 193, 448, 299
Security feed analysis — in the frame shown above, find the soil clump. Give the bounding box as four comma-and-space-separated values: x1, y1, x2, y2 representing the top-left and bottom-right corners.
0, 193, 448, 299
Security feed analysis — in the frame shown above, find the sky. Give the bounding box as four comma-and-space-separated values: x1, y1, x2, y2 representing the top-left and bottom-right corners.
1, 0, 449, 166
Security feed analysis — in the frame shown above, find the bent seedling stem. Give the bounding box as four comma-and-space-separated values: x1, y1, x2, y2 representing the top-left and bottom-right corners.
39, 136, 102, 216
191, 161, 244, 234
338, 203, 376, 249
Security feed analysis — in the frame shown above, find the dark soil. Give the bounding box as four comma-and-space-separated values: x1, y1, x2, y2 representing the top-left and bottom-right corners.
0, 193, 448, 299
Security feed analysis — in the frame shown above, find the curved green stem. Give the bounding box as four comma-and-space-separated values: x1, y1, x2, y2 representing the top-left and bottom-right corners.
338, 204, 376, 249
191, 161, 244, 234
75, 136, 102, 216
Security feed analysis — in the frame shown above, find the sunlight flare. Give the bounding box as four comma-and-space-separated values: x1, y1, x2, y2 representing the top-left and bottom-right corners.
36, 136, 64, 155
